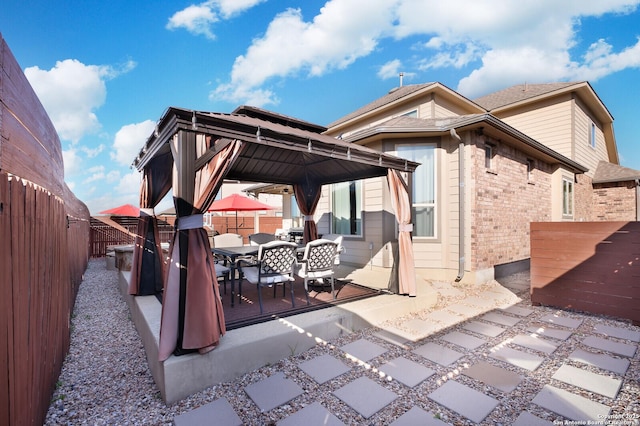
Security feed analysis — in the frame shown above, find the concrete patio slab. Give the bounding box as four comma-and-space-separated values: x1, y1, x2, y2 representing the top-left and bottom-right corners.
440, 331, 486, 350
539, 313, 583, 329
593, 324, 640, 342
511, 334, 559, 354
480, 312, 521, 327
463, 320, 505, 337
463, 361, 523, 392
500, 305, 534, 317
403, 318, 444, 336
298, 354, 351, 384
568, 348, 630, 375
333, 377, 398, 419
445, 303, 486, 317
526, 324, 573, 341
427, 380, 499, 423
532, 385, 611, 421
512, 411, 554, 426
583, 336, 637, 357
552, 364, 622, 399
425, 310, 465, 325
490, 345, 544, 371
413, 342, 464, 366
378, 357, 435, 388
372, 329, 411, 349
277, 402, 344, 426
244, 372, 303, 412
340, 338, 388, 362
389, 406, 448, 426
173, 398, 242, 426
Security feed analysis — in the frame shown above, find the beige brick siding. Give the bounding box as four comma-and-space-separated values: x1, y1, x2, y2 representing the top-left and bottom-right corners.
470, 136, 552, 270
592, 181, 638, 221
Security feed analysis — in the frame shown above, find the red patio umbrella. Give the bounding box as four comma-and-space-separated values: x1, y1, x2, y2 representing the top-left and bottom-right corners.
208, 194, 275, 231
98, 203, 140, 217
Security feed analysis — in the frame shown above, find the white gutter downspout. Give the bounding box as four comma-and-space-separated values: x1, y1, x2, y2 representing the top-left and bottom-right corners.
450, 128, 465, 282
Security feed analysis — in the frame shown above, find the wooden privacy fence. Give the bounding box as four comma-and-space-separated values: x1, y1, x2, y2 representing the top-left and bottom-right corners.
1, 34, 91, 426
530, 221, 640, 325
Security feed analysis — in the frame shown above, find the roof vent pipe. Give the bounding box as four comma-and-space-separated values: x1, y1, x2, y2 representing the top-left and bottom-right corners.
399, 72, 404, 87
450, 128, 465, 282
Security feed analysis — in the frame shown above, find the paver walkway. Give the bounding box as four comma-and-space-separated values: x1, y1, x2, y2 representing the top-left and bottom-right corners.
174, 276, 640, 425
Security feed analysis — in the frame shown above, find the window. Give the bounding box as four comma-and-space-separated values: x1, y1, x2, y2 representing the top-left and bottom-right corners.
331, 180, 362, 235
562, 177, 573, 218
589, 122, 596, 149
484, 144, 494, 169
396, 145, 436, 237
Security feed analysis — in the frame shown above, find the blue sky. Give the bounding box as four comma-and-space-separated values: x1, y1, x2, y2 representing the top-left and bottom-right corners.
4, 0, 640, 214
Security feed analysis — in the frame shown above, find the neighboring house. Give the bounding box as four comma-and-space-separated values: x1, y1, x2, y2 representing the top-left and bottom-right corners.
313, 81, 639, 284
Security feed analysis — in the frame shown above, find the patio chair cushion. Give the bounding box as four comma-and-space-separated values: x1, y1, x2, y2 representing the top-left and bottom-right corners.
242, 266, 294, 285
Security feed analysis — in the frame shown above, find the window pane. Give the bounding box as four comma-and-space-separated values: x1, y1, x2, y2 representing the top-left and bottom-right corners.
331, 180, 362, 235
396, 144, 435, 237
412, 206, 434, 237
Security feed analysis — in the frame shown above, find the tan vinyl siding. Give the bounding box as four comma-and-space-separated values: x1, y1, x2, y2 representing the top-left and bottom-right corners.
433, 95, 470, 118
573, 98, 609, 177
497, 95, 574, 159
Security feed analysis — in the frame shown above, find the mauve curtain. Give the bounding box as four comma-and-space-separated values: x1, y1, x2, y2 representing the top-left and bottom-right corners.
387, 169, 417, 296
158, 138, 242, 361
130, 152, 173, 295
293, 182, 321, 244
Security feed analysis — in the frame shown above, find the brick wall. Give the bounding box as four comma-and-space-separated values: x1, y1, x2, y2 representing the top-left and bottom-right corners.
592, 181, 638, 221
470, 137, 553, 270
574, 174, 593, 222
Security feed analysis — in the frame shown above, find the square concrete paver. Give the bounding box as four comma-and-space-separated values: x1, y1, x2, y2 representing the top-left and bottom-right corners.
569, 348, 630, 375
379, 357, 435, 388
340, 339, 388, 362
552, 364, 622, 399
480, 312, 521, 327
413, 342, 464, 366
277, 402, 344, 426
440, 331, 486, 350
373, 329, 411, 349
425, 310, 464, 325
490, 345, 544, 371
500, 305, 534, 317
390, 406, 448, 426
532, 385, 611, 421
244, 372, 303, 412
526, 324, 573, 341
298, 354, 351, 384
173, 398, 242, 426
539, 313, 582, 329
428, 380, 499, 423
333, 377, 398, 419
593, 324, 640, 342
512, 411, 554, 426
461, 296, 500, 310
446, 303, 486, 317
463, 320, 505, 337
583, 336, 637, 357
511, 334, 559, 354
404, 318, 443, 335
463, 361, 523, 392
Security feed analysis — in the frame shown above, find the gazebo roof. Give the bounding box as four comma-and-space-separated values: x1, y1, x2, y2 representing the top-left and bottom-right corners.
132, 107, 419, 185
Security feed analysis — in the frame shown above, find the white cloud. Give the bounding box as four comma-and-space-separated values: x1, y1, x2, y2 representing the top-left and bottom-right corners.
378, 59, 402, 79
167, 0, 266, 39
114, 170, 143, 198
24, 59, 136, 143
62, 147, 82, 177
112, 120, 156, 166
212, 0, 640, 105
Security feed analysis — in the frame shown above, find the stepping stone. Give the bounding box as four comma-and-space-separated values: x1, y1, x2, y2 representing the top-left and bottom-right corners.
593, 324, 640, 342
413, 342, 464, 366
425, 310, 464, 325
428, 380, 499, 423
552, 364, 622, 399
583, 336, 637, 357
511, 334, 559, 354
404, 318, 443, 335
446, 303, 485, 317
277, 402, 344, 426
373, 329, 411, 349
501, 305, 534, 317
463, 361, 523, 392
173, 398, 242, 426
539, 313, 582, 329
298, 354, 351, 384
340, 339, 388, 362
480, 312, 521, 327
490, 346, 544, 371
440, 331, 486, 350
379, 357, 435, 388
463, 320, 505, 337
526, 324, 573, 341
461, 296, 498, 310
244, 373, 303, 412
512, 411, 554, 426
532, 385, 611, 421
390, 406, 448, 426
333, 377, 397, 419
569, 348, 630, 375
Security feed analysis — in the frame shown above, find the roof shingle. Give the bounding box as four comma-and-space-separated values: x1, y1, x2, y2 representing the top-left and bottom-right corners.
474, 82, 579, 111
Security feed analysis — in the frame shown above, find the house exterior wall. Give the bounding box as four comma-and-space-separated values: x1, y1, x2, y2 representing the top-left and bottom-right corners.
572, 97, 610, 177
470, 135, 553, 271
592, 181, 638, 221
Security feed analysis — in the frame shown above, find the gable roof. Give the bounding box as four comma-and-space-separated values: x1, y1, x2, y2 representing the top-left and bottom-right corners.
593, 160, 640, 184
473, 82, 577, 110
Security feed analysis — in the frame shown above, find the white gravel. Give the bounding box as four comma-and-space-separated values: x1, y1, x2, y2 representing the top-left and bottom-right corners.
45, 259, 640, 425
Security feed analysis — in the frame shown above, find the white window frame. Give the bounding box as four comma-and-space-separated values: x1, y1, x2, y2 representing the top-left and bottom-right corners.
330, 180, 363, 237
589, 122, 597, 149
562, 177, 574, 218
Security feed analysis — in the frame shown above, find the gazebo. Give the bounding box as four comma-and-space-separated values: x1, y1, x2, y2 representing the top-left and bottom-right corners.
129, 106, 420, 361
